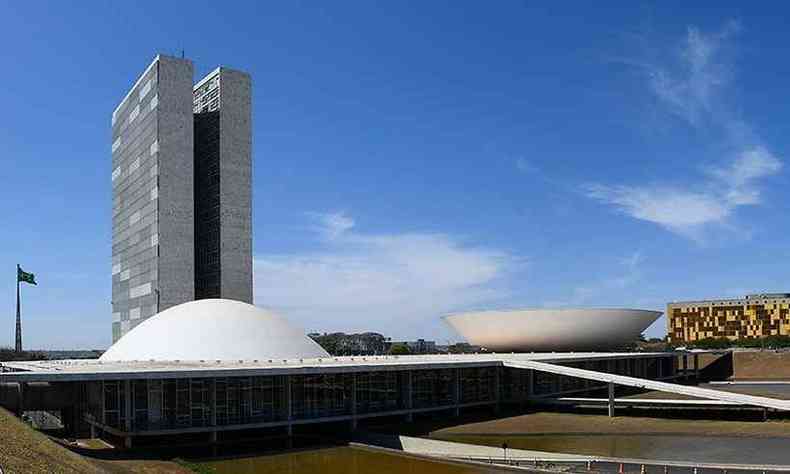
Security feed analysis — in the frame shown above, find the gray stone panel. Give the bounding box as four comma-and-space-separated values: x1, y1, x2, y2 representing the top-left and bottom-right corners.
218, 69, 253, 304
111, 55, 195, 342
157, 56, 195, 312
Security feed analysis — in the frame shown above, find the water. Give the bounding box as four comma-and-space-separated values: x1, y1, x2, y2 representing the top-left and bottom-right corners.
200, 446, 508, 474
431, 433, 790, 465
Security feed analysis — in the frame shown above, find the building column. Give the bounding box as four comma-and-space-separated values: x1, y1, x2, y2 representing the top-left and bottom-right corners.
453, 368, 461, 417
210, 379, 218, 443
693, 354, 699, 381
527, 369, 535, 400
607, 382, 615, 418
285, 375, 293, 436
15, 382, 25, 416
351, 373, 358, 430
124, 380, 133, 448
405, 371, 413, 422
493, 367, 501, 414
682, 354, 688, 380
100, 381, 106, 427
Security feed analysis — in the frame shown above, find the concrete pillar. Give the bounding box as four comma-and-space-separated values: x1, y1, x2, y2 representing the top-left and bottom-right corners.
453, 368, 461, 417
493, 367, 501, 414
682, 354, 688, 380
351, 373, 358, 430
124, 380, 132, 433
285, 375, 293, 436
15, 382, 25, 416
210, 379, 217, 443
210, 379, 217, 426
527, 370, 535, 400
607, 382, 615, 418
100, 381, 107, 427
405, 371, 413, 422
693, 354, 699, 381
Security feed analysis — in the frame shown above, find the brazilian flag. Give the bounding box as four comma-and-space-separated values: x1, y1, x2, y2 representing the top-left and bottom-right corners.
17, 267, 36, 285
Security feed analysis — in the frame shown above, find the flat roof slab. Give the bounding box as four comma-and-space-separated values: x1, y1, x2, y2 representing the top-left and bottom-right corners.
0, 352, 675, 382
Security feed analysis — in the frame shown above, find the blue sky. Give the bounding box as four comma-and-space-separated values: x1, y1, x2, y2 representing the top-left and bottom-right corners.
2, 1, 789, 349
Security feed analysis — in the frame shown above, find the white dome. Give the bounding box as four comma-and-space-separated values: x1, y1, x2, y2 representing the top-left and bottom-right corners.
444, 308, 662, 352
101, 299, 329, 361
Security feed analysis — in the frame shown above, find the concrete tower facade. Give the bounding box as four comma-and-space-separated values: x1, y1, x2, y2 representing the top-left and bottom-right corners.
112, 55, 251, 342
193, 68, 253, 303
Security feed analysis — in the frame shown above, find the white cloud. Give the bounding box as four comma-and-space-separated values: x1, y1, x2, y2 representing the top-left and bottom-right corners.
588, 22, 781, 241
515, 157, 538, 174
586, 146, 781, 239
254, 212, 520, 340
308, 211, 355, 239
648, 20, 740, 126
708, 146, 782, 205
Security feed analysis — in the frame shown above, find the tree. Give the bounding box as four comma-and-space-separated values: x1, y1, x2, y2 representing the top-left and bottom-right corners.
0, 347, 48, 362
692, 337, 731, 350
388, 343, 411, 355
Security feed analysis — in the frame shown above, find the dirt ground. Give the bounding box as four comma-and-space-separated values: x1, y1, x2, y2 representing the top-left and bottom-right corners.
0, 407, 191, 474
431, 411, 790, 438
697, 350, 790, 380
732, 351, 790, 380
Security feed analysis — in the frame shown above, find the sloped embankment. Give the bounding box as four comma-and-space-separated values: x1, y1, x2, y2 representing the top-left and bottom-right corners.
0, 406, 104, 473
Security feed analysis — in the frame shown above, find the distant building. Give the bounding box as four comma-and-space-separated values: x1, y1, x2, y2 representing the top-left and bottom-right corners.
385, 339, 437, 354
406, 339, 436, 354
667, 293, 790, 344
440, 342, 484, 354
111, 55, 252, 342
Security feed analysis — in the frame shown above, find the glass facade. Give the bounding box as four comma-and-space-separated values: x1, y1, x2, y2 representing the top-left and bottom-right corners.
83, 357, 674, 434
355, 371, 402, 414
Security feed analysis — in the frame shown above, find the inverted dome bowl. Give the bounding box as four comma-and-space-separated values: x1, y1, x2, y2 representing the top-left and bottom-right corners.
443, 308, 661, 352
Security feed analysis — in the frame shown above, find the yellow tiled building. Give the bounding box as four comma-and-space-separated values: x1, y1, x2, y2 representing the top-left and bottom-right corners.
667, 293, 790, 344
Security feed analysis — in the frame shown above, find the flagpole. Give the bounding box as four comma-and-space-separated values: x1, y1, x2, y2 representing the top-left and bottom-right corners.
15, 264, 22, 353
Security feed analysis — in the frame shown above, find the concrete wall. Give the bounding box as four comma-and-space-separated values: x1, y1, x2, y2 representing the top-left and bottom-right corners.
218, 68, 253, 304
112, 55, 194, 341
156, 56, 196, 312
698, 351, 790, 380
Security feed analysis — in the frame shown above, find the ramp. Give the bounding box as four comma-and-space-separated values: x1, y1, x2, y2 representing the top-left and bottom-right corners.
547, 397, 746, 409
504, 359, 790, 411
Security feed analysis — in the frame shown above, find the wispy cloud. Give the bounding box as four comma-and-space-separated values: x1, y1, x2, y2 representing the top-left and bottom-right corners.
254, 212, 522, 340
515, 157, 539, 174
587, 146, 780, 239
308, 211, 355, 239
647, 20, 741, 126
544, 250, 644, 307
588, 21, 782, 241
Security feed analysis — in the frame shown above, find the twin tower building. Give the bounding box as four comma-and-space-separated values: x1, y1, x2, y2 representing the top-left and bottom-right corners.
111, 55, 252, 342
